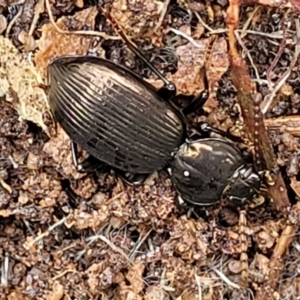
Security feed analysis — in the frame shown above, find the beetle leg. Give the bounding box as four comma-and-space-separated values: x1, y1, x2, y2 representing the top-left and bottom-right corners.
181, 69, 210, 116
157, 84, 177, 101
60, 179, 79, 208
197, 122, 244, 143
77, 156, 106, 173
187, 122, 242, 142
71, 141, 105, 173
115, 170, 149, 186
238, 209, 249, 287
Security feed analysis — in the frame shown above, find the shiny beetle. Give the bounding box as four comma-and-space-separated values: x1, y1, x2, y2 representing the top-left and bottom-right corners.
46, 31, 261, 206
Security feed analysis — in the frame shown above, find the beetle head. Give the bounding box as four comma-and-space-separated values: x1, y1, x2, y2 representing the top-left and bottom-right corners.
223, 165, 261, 205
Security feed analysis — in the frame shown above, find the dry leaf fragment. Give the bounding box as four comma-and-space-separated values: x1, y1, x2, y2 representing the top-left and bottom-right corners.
0, 35, 48, 131
35, 6, 101, 72
168, 39, 210, 96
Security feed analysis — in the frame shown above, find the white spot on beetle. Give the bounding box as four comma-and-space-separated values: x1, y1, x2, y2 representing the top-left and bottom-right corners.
183, 170, 190, 177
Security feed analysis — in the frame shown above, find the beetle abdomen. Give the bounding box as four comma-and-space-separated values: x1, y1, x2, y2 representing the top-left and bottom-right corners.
48, 56, 185, 173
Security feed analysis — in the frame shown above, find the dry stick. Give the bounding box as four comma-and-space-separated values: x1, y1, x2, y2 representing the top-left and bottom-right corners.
160, 268, 175, 293
0, 177, 12, 194
227, 0, 290, 211
225, 2, 297, 299
92, 234, 133, 264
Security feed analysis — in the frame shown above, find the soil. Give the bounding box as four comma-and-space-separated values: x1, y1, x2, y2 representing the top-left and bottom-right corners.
0, 0, 300, 299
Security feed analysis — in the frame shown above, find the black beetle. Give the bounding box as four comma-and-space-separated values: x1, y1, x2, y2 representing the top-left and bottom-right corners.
46, 29, 261, 206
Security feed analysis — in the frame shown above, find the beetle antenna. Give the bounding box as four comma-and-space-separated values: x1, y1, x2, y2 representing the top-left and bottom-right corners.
105, 11, 175, 92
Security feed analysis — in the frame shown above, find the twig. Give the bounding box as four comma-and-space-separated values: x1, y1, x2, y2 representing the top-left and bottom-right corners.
239, 29, 294, 40
0, 177, 12, 194
227, 0, 290, 210
238, 210, 249, 287
86, 233, 134, 265
23, 220, 36, 237
195, 11, 217, 33
24, 216, 71, 250
105, 191, 126, 205
1, 253, 9, 286
166, 27, 206, 48
51, 269, 77, 281
195, 11, 295, 41
56, 243, 77, 255
261, 72, 292, 114
234, 30, 262, 84
28, 0, 45, 36
264, 115, 300, 136
209, 266, 240, 289
255, 222, 296, 300
240, 6, 261, 38
5, 3, 24, 38
161, 267, 175, 292
129, 229, 152, 258
265, 20, 287, 90
75, 223, 109, 261
153, 0, 171, 33
195, 274, 203, 300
